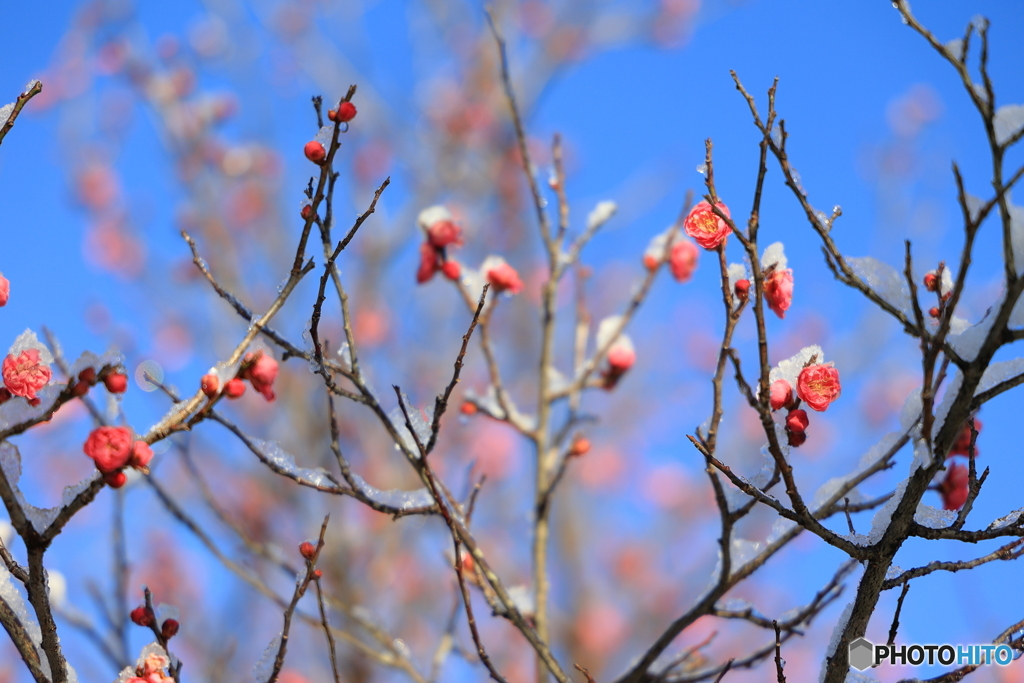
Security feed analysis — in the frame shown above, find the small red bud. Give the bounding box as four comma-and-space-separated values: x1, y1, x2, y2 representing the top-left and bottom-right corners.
786, 409, 809, 434
200, 373, 220, 398
734, 279, 750, 301
569, 437, 591, 457
327, 109, 337, 121
335, 101, 357, 123
130, 606, 155, 627
224, 378, 246, 399
161, 619, 179, 640
104, 372, 128, 393
923, 272, 938, 292
929, 307, 940, 318
441, 260, 461, 281
460, 402, 477, 416
299, 541, 316, 560
78, 367, 97, 384
104, 471, 127, 488
460, 552, 474, 574
313, 569, 323, 578
301, 204, 313, 220
72, 381, 90, 397
787, 430, 807, 447
304, 141, 326, 164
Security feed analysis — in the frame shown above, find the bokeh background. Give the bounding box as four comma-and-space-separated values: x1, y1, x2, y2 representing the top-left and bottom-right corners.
2, 1, 1024, 681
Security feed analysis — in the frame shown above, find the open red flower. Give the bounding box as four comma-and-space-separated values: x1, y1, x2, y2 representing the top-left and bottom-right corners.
796, 363, 841, 412
83, 426, 134, 474
2, 349, 52, 400
0, 273, 9, 307
764, 268, 794, 319
683, 200, 732, 250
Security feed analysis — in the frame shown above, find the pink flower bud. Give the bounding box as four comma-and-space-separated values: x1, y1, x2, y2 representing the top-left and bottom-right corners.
939, 463, 969, 510
441, 260, 461, 281
486, 262, 523, 294
786, 408, 809, 433
669, 239, 699, 283
304, 141, 326, 164
2, 349, 52, 400
299, 541, 316, 560
0, 273, 9, 307
417, 243, 441, 284
224, 378, 246, 398
764, 268, 794, 319
243, 352, 278, 402
130, 441, 154, 470
426, 220, 463, 249
200, 373, 219, 398
331, 101, 357, 123
683, 200, 732, 250
769, 379, 793, 411
104, 471, 127, 488
607, 346, 636, 374
104, 372, 128, 394
83, 426, 134, 474
796, 364, 841, 412
734, 279, 750, 301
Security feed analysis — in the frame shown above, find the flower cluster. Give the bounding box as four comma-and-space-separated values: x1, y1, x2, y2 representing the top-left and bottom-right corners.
83, 426, 153, 488
416, 205, 464, 284
199, 351, 279, 402
769, 362, 841, 447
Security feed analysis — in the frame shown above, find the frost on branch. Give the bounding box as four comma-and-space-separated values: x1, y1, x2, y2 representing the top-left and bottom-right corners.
768, 345, 823, 394
0, 560, 47, 677
387, 391, 433, 454
994, 104, 1024, 145
760, 242, 788, 270
0, 442, 96, 533
586, 200, 617, 231
1010, 200, 1024, 274
252, 632, 282, 683
844, 256, 912, 316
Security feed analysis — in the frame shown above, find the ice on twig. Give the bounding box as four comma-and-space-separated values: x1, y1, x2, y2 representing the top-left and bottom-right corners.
417, 205, 452, 230
944, 37, 964, 60
387, 392, 432, 454
915, 503, 956, 529
989, 508, 1024, 530
994, 104, 1024, 145
844, 257, 912, 316
348, 472, 434, 510
760, 242, 787, 271
314, 124, 334, 147
1010, 201, 1024, 275
899, 388, 922, 430
976, 358, 1024, 398
253, 632, 282, 683
507, 585, 535, 616
819, 601, 855, 683
0, 560, 48, 677
767, 517, 797, 544
0, 441, 97, 533
964, 193, 983, 222
948, 291, 1004, 361
769, 345, 823, 389
586, 200, 617, 231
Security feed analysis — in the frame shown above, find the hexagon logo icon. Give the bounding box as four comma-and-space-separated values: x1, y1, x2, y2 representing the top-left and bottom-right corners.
849, 637, 875, 671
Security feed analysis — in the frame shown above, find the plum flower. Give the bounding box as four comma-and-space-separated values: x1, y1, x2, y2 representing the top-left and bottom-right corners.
764, 268, 794, 318
243, 351, 279, 402
426, 220, 463, 249
948, 416, 981, 457
417, 242, 441, 284
0, 273, 9, 307
83, 426, 134, 474
669, 239, 699, 282
796, 363, 841, 412
415, 205, 462, 284
939, 463, 969, 510
482, 256, 523, 294
683, 201, 732, 250
2, 349, 52, 400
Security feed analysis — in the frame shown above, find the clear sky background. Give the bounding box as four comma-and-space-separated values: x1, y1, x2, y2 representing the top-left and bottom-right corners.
2, 1, 1024, 682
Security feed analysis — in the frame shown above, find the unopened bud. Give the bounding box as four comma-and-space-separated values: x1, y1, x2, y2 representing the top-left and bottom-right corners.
299, 541, 316, 560
161, 619, 179, 640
